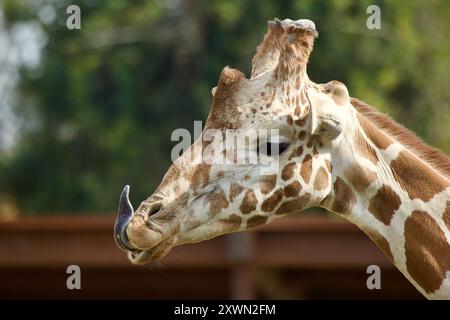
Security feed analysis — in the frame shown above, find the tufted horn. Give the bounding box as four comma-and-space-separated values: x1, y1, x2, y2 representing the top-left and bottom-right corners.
206, 66, 247, 129
251, 19, 284, 79
251, 18, 318, 81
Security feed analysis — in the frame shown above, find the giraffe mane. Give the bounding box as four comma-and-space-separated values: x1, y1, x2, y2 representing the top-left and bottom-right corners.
351, 97, 450, 179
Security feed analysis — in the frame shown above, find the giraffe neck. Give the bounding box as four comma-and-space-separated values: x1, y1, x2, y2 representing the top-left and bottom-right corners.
321, 107, 450, 299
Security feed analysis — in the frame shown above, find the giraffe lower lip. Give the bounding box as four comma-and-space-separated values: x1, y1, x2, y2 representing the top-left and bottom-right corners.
129, 239, 174, 264
130, 249, 155, 264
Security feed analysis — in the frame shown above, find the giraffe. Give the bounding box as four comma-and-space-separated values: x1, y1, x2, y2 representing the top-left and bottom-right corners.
113, 18, 450, 299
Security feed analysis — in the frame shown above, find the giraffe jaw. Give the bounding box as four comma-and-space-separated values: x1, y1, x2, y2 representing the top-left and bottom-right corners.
127, 237, 176, 264
114, 184, 227, 264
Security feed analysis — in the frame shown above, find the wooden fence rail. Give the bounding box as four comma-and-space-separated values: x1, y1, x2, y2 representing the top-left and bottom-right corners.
0, 214, 421, 299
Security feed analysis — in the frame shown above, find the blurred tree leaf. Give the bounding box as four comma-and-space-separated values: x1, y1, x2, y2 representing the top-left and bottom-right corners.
0, 0, 448, 214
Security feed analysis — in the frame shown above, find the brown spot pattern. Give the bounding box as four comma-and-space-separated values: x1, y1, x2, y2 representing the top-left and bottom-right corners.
207, 188, 229, 216
405, 210, 450, 294
444, 202, 450, 231
223, 214, 242, 227
246, 215, 268, 229
288, 146, 303, 160
391, 151, 448, 202
284, 181, 302, 197
260, 175, 277, 194
261, 189, 284, 212
275, 194, 311, 215
300, 155, 313, 184
330, 177, 356, 215
295, 117, 307, 127
368, 185, 401, 225
177, 192, 189, 208
191, 164, 212, 193
345, 163, 377, 192
298, 131, 306, 140
281, 162, 297, 181
314, 167, 329, 191
355, 131, 379, 164
229, 182, 244, 202
286, 115, 293, 126
358, 114, 393, 150
239, 189, 258, 214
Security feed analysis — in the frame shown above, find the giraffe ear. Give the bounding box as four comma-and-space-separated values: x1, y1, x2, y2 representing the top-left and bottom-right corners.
326, 80, 350, 107
307, 88, 347, 141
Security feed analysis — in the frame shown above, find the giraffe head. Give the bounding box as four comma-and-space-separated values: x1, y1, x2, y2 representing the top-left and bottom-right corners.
114, 18, 352, 264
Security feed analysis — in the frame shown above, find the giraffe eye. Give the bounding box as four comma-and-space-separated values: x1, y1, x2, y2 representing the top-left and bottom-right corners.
258, 142, 289, 156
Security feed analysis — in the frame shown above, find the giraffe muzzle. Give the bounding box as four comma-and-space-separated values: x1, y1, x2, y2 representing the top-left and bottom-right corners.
114, 185, 169, 255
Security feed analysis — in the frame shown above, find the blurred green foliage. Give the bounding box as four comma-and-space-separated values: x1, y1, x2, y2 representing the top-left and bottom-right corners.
0, 0, 449, 214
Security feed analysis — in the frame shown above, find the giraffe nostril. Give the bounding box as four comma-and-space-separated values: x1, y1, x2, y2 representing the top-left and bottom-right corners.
148, 202, 162, 217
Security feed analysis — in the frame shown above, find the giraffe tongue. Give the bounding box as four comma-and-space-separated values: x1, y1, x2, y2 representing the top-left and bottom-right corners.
114, 185, 136, 251
114, 185, 163, 251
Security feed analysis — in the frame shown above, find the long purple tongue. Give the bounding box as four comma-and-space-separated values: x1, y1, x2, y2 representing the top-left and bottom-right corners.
114, 185, 135, 251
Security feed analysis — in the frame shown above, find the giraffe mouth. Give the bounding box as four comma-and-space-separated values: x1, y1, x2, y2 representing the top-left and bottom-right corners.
115, 185, 177, 263
127, 237, 176, 264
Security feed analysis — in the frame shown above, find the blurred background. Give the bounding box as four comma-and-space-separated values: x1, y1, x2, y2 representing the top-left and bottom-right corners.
0, 0, 448, 299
